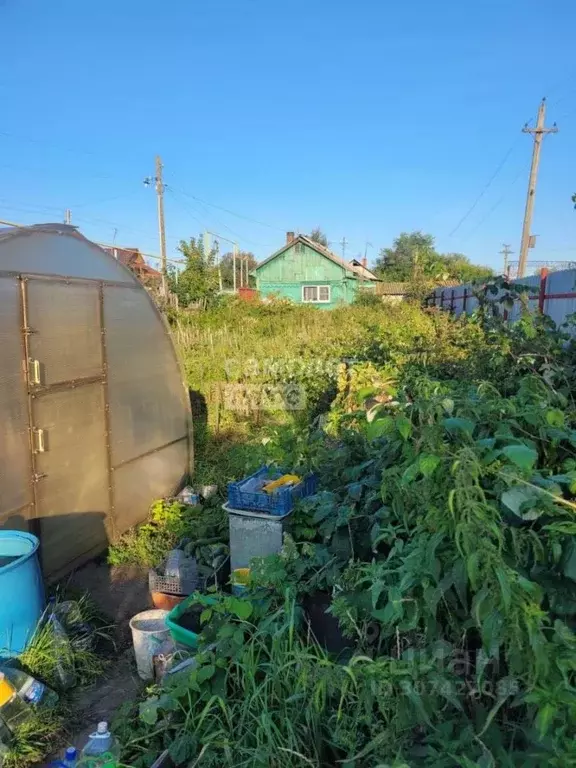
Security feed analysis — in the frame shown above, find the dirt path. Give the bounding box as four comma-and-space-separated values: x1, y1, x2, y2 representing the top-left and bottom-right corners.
41, 561, 151, 765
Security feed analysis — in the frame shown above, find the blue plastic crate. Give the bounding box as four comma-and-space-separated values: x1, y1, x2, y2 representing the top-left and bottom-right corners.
227, 466, 318, 516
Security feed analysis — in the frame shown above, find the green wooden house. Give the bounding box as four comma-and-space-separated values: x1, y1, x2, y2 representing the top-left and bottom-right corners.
255, 233, 380, 308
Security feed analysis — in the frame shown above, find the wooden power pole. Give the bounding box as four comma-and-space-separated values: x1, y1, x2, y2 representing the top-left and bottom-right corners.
518, 99, 558, 278
155, 156, 168, 296
500, 244, 513, 277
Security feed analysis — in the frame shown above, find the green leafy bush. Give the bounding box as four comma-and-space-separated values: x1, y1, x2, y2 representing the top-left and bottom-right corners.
108, 498, 228, 569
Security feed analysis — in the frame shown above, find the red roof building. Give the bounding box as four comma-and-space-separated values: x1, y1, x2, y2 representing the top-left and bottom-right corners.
102, 246, 162, 287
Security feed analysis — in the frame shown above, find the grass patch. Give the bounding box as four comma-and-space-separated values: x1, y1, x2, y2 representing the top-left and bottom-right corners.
2, 708, 67, 768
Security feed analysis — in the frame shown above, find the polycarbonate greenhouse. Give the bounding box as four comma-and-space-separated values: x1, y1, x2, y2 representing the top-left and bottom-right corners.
0, 224, 192, 577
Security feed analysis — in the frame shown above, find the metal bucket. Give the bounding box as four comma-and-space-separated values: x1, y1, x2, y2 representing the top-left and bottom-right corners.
129, 609, 170, 680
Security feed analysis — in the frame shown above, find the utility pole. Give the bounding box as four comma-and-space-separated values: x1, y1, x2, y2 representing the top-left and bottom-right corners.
144, 157, 168, 296
155, 156, 167, 296
500, 244, 513, 277
233, 243, 238, 293
340, 237, 348, 259
64, 209, 71, 225
518, 99, 558, 278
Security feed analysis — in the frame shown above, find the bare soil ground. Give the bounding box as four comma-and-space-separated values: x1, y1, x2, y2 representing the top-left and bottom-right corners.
40, 561, 151, 765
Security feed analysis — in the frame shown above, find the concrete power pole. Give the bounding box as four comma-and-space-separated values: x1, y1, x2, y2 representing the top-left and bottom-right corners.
233, 243, 238, 293
500, 244, 513, 277
64, 209, 72, 225
340, 237, 348, 259
518, 99, 558, 278
155, 156, 168, 296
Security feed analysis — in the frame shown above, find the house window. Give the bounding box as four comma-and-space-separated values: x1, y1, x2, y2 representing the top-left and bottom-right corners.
302, 285, 331, 303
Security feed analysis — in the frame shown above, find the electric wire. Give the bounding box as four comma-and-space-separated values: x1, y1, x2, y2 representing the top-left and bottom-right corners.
449, 139, 520, 236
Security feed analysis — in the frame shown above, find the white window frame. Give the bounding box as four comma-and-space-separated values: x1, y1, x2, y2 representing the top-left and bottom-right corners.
302, 285, 331, 303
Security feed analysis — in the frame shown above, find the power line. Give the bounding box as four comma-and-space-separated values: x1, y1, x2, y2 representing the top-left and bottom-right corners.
461, 162, 529, 241
0, 129, 101, 158
171, 186, 285, 233
167, 188, 275, 248
449, 139, 520, 236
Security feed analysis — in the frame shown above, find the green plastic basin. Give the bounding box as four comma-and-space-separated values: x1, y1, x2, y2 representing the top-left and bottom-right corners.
166, 594, 215, 649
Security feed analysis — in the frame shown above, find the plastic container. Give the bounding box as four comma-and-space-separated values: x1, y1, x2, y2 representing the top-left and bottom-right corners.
200, 484, 218, 500
165, 595, 212, 650
79, 721, 119, 766
0, 673, 30, 731
50, 746, 78, 767
47, 601, 77, 689
2, 666, 58, 708
129, 610, 170, 681
0, 716, 12, 747
231, 568, 251, 596
228, 466, 317, 515
148, 550, 199, 596
0, 531, 44, 657
53, 601, 93, 651
61, 746, 78, 766
225, 502, 294, 571
176, 486, 200, 506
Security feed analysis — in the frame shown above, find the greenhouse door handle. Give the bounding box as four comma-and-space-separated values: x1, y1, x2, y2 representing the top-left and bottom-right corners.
32, 427, 47, 453
28, 358, 42, 385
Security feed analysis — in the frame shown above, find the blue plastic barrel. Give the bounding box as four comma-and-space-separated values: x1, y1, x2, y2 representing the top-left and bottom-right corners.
0, 531, 44, 657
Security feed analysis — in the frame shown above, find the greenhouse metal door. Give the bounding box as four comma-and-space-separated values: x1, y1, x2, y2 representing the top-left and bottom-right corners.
25, 278, 110, 576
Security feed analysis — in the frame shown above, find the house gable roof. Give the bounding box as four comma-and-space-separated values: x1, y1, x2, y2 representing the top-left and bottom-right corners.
257, 235, 383, 282
348, 258, 380, 282
256, 234, 357, 277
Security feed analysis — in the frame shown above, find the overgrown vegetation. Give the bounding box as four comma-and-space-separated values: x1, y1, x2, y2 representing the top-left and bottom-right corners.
112, 285, 576, 766
108, 497, 228, 570
3, 595, 112, 768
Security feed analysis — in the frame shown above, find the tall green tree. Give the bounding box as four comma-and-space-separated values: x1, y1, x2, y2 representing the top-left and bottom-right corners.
309, 227, 329, 247
167, 235, 220, 307
220, 251, 257, 289
374, 231, 493, 283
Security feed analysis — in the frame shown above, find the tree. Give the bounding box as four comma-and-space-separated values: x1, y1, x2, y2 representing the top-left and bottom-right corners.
309, 227, 329, 247
220, 251, 257, 289
441, 253, 493, 283
167, 235, 220, 307
374, 231, 437, 281
374, 231, 493, 283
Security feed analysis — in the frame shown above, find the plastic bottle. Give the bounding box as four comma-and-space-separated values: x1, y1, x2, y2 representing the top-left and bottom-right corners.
2, 667, 58, 708
50, 746, 78, 767
0, 716, 13, 747
53, 602, 94, 651
47, 599, 77, 690
0, 673, 30, 732
79, 722, 120, 766
62, 746, 78, 766
164, 548, 186, 578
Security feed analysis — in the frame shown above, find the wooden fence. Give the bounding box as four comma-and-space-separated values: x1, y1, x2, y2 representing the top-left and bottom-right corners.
426, 268, 576, 327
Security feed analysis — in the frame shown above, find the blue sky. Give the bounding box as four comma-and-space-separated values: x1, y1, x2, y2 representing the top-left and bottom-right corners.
1, 0, 575, 272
